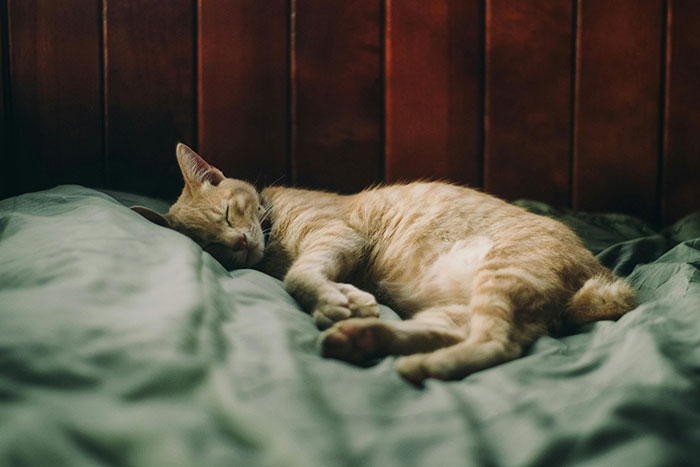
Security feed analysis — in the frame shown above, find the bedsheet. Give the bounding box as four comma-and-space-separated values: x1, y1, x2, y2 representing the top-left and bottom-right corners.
1, 185, 699, 466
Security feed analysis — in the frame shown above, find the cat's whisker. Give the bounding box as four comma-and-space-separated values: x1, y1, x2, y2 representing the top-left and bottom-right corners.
267, 175, 285, 187
259, 209, 272, 223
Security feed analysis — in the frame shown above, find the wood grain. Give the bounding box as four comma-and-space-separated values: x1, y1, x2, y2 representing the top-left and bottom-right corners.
0, 0, 7, 197
291, 0, 382, 193
572, 0, 664, 221
662, 0, 700, 224
104, 0, 194, 199
198, 0, 287, 187
484, 0, 573, 206
7, 0, 103, 194
3, 1, 698, 223
385, 0, 481, 187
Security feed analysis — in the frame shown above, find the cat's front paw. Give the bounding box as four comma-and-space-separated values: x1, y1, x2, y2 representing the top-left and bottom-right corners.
319, 318, 391, 363
312, 283, 379, 329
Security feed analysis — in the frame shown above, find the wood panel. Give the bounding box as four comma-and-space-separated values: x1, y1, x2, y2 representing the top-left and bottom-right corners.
291, 0, 382, 193
2, 1, 699, 223
7, 0, 103, 194
663, 0, 700, 224
573, 0, 664, 221
385, 0, 481, 187
0, 0, 7, 198
104, 0, 194, 199
198, 0, 287, 186
484, 0, 573, 206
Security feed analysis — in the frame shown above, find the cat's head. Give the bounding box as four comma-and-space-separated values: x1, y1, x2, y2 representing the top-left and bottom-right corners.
132, 143, 267, 269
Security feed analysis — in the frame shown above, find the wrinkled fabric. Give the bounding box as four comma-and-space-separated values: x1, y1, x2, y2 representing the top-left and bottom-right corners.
0, 186, 699, 467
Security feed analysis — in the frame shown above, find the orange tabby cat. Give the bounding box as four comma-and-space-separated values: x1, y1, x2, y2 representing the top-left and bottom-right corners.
133, 144, 636, 383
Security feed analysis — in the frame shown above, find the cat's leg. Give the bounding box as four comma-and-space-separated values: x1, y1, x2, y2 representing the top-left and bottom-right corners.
395, 313, 522, 384
396, 291, 524, 383
394, 263, 558, 383
319, 307, 466, 364
284, 231, 379, 329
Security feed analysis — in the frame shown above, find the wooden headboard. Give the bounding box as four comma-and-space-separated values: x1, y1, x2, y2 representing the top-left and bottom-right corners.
1, 0, 698, 225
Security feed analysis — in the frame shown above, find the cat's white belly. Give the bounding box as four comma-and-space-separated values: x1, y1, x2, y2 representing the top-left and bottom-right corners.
381, 236, 494, 315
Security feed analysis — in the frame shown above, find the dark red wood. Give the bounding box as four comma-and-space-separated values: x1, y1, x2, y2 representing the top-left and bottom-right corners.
291, 0, 382, 193
662, 0, 700, 224
484, 0, 573, 206
573, 0, 664, 221
7, 0, 103, 194
3, 0, 698, 222
0, 0, 7, 198
104, 0, 194, 199
385, 0, 481, 187
198, 0, 287, 187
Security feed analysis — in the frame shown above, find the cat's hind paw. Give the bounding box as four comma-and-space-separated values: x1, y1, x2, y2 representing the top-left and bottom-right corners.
319, 318, 391, 364
395, 353, 459, 385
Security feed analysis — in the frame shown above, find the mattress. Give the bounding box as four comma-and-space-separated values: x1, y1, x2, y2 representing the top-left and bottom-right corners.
1, 185, 699, 466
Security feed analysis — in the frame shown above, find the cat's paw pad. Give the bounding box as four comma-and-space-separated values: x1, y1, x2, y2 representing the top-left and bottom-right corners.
312, 289, 353, 329
334, 283, 379, 318
395, 354, 457, 385
312, 283, 379, 329
319, 318, 390, 363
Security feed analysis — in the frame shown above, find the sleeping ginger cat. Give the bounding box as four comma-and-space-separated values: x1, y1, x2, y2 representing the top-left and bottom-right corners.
133, 144, 636, 383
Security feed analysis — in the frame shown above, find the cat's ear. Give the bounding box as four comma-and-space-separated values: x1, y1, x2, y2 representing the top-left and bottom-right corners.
131, 206, 171, 228
175, 143, 225, 189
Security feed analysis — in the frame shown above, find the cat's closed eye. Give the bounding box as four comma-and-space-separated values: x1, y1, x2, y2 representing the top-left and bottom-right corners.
224, 206, 232, 227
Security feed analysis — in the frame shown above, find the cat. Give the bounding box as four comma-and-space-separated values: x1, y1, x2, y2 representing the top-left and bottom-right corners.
132, 143, 636, 383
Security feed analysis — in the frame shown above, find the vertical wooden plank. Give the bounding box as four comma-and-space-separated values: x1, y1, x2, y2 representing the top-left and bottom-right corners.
8, 0, 103, 194
292, 0, 382, 193
573, 0, 664, 220
663, 0, 700, 224
385, 0, 481, 187
104, 0, 194, 198
484, 0, 573, 206
0, 0, 7, 198
198, 0, 287, 186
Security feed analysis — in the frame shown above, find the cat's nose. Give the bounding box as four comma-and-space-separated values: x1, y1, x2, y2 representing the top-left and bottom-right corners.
232, 234, 248, 251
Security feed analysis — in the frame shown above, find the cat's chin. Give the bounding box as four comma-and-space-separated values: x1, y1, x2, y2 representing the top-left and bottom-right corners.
217, 246, 264, 270
244, 247, 265, 268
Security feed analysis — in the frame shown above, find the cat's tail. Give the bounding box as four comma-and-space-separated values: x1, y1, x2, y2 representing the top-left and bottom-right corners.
564, 273, 637, 325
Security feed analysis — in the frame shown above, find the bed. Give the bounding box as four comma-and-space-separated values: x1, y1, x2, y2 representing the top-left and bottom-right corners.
1, 184, 699, 466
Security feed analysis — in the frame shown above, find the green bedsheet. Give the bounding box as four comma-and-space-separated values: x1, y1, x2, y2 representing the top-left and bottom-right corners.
1, 185, 699, 466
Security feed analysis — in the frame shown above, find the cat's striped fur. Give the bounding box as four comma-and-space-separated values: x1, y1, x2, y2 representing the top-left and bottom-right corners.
134, 144, 636, 383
